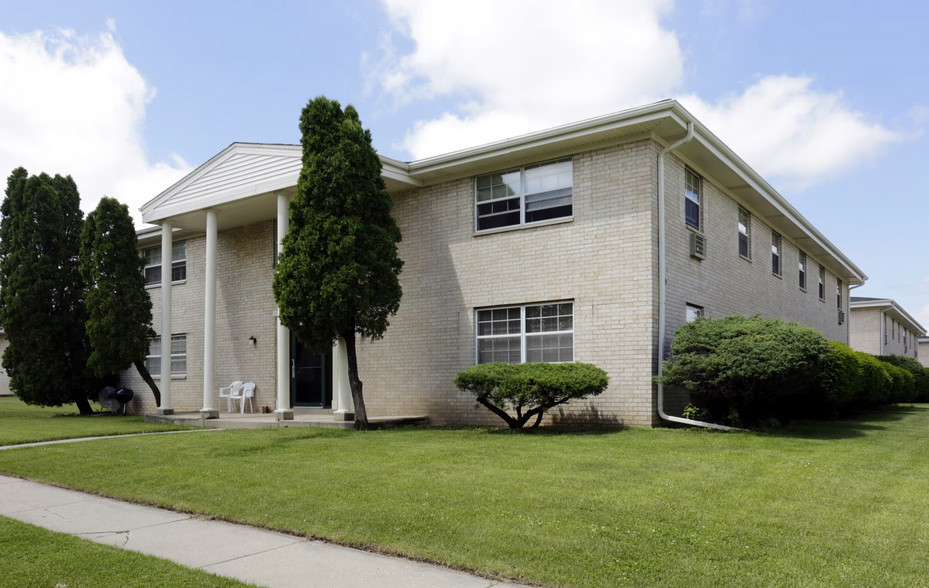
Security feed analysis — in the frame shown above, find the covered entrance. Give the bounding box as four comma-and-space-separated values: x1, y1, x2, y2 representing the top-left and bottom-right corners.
290, 334, 332, 408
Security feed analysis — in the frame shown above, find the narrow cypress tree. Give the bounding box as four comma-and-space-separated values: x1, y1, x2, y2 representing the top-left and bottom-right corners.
81, 197, 160, 405
0, 169, 95, 414
273, 97, 404, 430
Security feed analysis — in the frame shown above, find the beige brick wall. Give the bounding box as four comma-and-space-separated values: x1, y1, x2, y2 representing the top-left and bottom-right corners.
849, 308, 883, 355
661, 149, 851, 415
849, 307, 919, 359
356, 139, 660, 426
123, 221, 278, 414
919, 339, 929, 368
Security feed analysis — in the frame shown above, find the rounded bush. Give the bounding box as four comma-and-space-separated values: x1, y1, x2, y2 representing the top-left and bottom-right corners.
877, 355, 927, 402
455, 362, 609, 429
660, 315, 831, 405
855, 352, 893, 406
811, 341, 862, 413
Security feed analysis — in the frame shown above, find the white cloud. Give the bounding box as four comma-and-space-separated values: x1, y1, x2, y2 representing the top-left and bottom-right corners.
680, 76, 906, 188
373, 2, 906, 189
0, 25, 190, 225
373, 0, 683, 159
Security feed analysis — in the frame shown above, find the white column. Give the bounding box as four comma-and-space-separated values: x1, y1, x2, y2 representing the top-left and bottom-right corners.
332, 337, 353, 421
275, 194, 294, 421
201, 210, 219, 419
157, 221, 173, 415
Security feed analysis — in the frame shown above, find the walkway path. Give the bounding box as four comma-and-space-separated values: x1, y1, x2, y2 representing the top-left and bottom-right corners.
0, 475, 524, 588
0, 428, 220, 450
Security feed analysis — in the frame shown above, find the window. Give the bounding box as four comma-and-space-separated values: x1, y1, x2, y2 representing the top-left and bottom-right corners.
771, 232, 782, 276
686, 304, 704, 323
738, 207, 751, 259
685, 168, 701, 230
475, 159, 573, 231
893, 319, 896, 340
145, 334, 187, 376
476, 302, 574, 364
885, 315, 888, 345
836, 280, 843, 310
818, 265, 826, 300
798, 252, 807, 290
142, 241, 187, 286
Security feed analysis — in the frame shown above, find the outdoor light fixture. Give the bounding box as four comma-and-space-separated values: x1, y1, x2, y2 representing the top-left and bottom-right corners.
248, 336, 257, 346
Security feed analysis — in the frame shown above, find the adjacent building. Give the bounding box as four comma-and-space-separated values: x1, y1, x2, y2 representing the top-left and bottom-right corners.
849, 297, 925, 360
920, 336, 929, 368
123, 100, 866, 427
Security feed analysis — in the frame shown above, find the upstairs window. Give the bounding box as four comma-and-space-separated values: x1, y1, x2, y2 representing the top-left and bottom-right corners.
475, 159, 573, 231
738, 207, 751, 259
476, 302, 574, 364
142, 240, 187, 286
836, 280, 843, 310
818, 265, 826, 300
798, 252, 807, 290
685, 168, 701, 230
771, 232, 782, 276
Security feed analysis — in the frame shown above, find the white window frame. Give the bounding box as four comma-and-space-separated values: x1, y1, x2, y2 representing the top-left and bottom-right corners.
836, 280, 843, 310
684, 168, 702, 231
798, 251, 807, 291
474, 158, 574, 233
771, 232, 782, 277
143, 241, 188, 287
475, 301, 575, 364
818, 265, 826, 301
738, 207, 751, 260
146, 334, 187, 378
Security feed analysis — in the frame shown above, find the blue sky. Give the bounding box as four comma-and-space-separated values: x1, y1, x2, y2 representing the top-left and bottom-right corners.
1, 0, 927, 325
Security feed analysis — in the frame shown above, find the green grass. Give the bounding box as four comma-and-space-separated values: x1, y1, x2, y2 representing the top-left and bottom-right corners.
0, 515, 258, 588
1, 406, 928, 587
0, 396, 193, 446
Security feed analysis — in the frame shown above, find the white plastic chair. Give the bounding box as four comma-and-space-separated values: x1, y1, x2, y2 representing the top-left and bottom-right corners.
237, 382, 256, 414
219, 381, 243, 413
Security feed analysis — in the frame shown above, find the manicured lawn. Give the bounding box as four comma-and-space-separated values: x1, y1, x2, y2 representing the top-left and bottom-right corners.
0, 396, 193, 446
1, 406, 928, 587
0, 515, 258, 588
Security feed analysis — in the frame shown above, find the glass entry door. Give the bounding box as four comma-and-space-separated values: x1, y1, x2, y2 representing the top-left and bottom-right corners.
290, 334, 332, 408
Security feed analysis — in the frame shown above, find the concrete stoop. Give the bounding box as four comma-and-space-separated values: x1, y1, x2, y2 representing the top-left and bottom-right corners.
144, 412, 429, 431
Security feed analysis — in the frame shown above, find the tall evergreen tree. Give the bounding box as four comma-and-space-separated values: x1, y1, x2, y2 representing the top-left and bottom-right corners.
0, 168, 95, 414
273, 97, 404, 430
81, 197, 160, 405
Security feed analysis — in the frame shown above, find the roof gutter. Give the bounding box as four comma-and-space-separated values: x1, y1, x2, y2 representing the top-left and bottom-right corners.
656, 122, 739, 431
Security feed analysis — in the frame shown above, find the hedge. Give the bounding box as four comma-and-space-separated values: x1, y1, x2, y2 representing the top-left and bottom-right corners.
454, 362, 609, 429
661, 315, 923, 426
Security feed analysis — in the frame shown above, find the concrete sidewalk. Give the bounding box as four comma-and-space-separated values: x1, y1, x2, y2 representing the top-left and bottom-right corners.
0, 475, 525, 588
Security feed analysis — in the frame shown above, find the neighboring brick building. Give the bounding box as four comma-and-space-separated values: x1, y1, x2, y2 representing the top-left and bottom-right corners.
920, 337, 929, 368
849, 297, 925, 360
124, 100, 867, 427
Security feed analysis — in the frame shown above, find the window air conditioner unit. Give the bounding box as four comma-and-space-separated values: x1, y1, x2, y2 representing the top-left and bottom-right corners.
690, 232, 707, 260
838, 309, 845, 325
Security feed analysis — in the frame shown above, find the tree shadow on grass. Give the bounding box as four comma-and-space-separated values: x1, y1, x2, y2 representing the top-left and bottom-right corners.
766, 405, 927, 440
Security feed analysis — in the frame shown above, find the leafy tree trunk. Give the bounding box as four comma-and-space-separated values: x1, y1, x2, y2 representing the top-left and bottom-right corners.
341, 330, 368, 430
133, 359, 161, 407
75, 396, 93, 415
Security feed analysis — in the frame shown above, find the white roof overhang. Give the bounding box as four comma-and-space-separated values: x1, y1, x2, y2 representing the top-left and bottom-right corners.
850, 299, 926, 335
139, 100, 865, 285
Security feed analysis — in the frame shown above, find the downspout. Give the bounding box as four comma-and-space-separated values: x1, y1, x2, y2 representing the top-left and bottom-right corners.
656, 122, 737, 431
848, 283, 863, 348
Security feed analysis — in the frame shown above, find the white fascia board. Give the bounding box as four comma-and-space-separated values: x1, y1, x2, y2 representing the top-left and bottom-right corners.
141, 143, 240, 220
851, 299, 926, 334
406, 102, 681, 177
380, 156, 420, 188
675, 104, 867, 286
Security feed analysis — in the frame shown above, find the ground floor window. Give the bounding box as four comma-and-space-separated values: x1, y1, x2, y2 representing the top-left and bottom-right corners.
476, 302, 574, 364
146, 334, 187, 376
686, 304, 704, 323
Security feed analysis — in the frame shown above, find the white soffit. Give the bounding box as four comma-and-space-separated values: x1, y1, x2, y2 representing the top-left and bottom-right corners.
850, 299, 926, 334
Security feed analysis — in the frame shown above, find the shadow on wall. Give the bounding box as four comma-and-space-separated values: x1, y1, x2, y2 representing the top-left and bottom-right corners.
550, 404, 624, 428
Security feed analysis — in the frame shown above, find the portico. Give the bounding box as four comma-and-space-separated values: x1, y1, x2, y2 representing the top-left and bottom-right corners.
137, 143, 417, 420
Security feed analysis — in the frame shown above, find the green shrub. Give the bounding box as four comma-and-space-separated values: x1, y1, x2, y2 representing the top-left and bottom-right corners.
855, 352, 893, 406
810, 341, 863, 415
660, 315, 831, 406
882, 363, 915, 404
877, 355, 927, 402
454, 362, 609, 429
